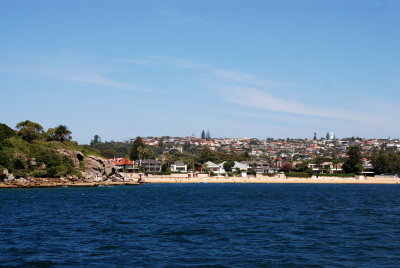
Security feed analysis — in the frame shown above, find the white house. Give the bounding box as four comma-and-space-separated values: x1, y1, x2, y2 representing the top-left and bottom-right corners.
170, 161, 187, 172
205, 161, 225, 175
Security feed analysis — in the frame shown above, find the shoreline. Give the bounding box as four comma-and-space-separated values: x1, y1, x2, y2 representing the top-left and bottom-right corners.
1, 177, 399, 188
143, 177, 400, 184
0, 181, 141, 189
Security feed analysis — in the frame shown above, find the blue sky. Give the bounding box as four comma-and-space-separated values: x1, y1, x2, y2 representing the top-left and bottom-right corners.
1, 0, 400, 143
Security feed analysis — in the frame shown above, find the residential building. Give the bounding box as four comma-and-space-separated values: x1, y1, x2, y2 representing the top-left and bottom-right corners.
170, 161, 187, 172
136, 159, 162, 172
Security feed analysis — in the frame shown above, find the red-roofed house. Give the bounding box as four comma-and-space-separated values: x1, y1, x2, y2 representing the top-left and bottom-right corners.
113, 158, 135, 173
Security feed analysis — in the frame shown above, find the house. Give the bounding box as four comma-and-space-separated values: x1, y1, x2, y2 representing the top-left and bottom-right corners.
113, 158, 135, 173
170, 161, 187, 172
218, 161, 249, 177
241, 160, 277, 173
136, 159, 162, 172
219, 161, 249, 171
308, 162, 336, 174
205, 161, 225, 175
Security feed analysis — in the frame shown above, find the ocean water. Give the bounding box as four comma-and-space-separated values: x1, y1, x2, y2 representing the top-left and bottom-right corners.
1, 184, 400, 267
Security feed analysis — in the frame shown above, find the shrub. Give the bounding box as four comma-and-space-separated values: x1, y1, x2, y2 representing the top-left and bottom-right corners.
149, 171, 172, 175
13, 170, 28, 178
0, 150, 13, 171
286, 172, 312, 178
317, 173, 356, 177
30, 170, 48, 178
12, 157, 26, 170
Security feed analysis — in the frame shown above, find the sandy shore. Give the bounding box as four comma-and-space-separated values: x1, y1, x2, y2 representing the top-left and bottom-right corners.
144, 177, 400, 184
2, 176, 399, 188
0, 181, 141, 189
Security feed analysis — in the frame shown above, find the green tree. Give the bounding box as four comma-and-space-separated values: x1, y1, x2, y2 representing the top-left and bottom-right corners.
54, 125, 72, 141
130, 137, 144, 160
103, 148, 117, 159
138, 146, 154, 160
0, 123, 16, 141
201, 130, 206, 139
223, 160, 235, 172
342, 145, 364, 174
330, 148, 340, 172
206, 130, 211, 140
16, 120, 44, 142
90, 135, 101, 146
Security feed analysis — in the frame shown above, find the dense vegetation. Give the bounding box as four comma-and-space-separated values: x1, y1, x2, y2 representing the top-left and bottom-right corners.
370, 146, 400, 175
0, 121, 99, 178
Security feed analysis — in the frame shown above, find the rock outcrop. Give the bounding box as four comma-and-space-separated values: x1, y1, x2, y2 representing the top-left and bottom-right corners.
82, 155, 115, 181
106, 172, 133, 182
0, 150, 139, 186
0, 169, 15, 183
57, 149, 84, 168
57, 149, 115, 181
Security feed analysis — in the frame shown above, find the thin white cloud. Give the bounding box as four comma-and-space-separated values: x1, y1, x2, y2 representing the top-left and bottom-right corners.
0, 65, 154, 93
104, 55, 400, 128
210, 68, 284, 88
215, 85, 374, 122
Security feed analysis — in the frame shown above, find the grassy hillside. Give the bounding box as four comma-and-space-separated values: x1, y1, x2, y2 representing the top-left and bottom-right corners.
0, 122, 101, 178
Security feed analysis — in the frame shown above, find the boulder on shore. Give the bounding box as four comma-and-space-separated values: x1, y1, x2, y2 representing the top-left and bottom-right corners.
57, 149, 115, 181
0, 169, 15, 183
82, 155, 115, 181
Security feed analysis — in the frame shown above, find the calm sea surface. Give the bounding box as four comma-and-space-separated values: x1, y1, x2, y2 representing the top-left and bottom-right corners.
1, 183, 400, 267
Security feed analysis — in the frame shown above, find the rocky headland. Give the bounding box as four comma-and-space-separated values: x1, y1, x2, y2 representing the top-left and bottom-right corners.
0, 149, 142, 188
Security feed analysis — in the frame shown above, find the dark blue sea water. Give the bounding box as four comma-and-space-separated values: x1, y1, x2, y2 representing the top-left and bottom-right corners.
1, 184, 400, 267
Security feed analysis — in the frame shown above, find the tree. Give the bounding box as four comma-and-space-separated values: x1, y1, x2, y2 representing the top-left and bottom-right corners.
16, 120, 44, 142
223, 160, 235, 172
326, 132, 330, 140
0, 123, 16, 141
201, 130, 206, 139
91, 135, 101, 146
138, 146, 154, 160
370, 145, 400, 175
342, 145, 363, 174
130, 137, 144, 160
330, 148, 340, 173
54, 125, 72, 142
206, 130, 211, 140
313, 132, 317, 140
103, 148, 117, 159
280, 162, 294, 173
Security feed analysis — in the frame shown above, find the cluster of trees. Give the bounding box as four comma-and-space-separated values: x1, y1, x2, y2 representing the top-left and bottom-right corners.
14, 120, 72, 142
129, 137, 155, 160
292, 145, 364, 175
201, 130, 211, 140
371, 146, 400, 175
0, 121, 81, 178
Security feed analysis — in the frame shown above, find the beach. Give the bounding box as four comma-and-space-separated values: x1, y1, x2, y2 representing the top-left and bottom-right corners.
1, 175, 399, 188
143, 176, 400, 184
